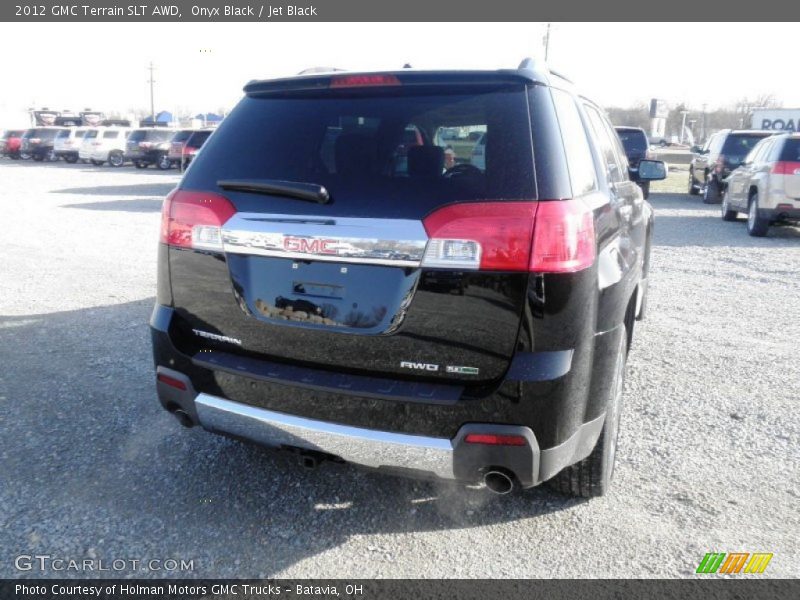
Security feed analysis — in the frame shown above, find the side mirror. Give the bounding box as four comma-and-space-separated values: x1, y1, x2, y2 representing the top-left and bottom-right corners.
690, 145, 702, 154
636, 159, 667, 181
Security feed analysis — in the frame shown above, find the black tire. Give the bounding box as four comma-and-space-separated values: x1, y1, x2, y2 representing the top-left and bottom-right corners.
32, 154, 44, 162
747, 193, 769, 237
9, 154, 20, 160
134, 161, 148, 169
90, 159, 104, 166
721, 192, 738, 221
20, 152, 31, 160
156, 153, 172, 170
640, 181, 650, 200
688, 169, 700, 195
703, 177, 722, 204
64, 155, 78, 164
548, 327, 627, 498
108, 151, 124, 168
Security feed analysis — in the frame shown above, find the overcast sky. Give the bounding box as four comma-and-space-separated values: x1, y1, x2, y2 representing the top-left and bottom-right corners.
1, 22, 797, 125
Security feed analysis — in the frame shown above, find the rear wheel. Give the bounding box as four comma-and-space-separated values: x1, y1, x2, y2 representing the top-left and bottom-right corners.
688, 169, 700, 195
747, 193, 769, 237
108, 151, 124, 167
20, 152, 31, 160
721, 192, 738, 221
32, 154, 44, 162
548, 327, 627, 498
64, 155, 78, 164
703, 177, 721, 204
156, 153, 172, 170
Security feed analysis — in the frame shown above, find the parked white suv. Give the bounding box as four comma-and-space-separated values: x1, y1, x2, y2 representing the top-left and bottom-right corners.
722, 133, 800, 236
81, 127, 131, 167
53, 127, 87, 163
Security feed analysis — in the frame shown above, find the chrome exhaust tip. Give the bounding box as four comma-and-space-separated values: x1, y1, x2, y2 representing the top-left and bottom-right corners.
171, 408, 194, 428
483, 470, 515, 495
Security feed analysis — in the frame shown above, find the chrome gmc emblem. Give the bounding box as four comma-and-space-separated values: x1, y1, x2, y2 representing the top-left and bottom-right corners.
283, 236, 337, 255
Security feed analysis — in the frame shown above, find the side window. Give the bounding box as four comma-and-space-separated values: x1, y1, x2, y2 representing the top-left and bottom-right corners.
550, 88, 597, 196
766, 138, 783, 162
584, 104, 626, 184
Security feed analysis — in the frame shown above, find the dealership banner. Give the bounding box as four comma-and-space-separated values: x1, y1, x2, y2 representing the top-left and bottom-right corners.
1, 580, 799, 600
2, 0, 800, 21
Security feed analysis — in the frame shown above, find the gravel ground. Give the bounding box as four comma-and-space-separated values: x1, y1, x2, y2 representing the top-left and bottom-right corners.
1, 161, 798, 579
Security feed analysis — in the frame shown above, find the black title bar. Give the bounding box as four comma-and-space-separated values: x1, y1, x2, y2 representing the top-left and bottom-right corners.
3, 1, 800, 21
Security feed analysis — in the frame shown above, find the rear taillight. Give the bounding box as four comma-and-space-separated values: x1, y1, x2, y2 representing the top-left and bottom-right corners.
330, 74, 401, 88
29, 138, 41, 144
464, 433, 527, 446
530, 199, 596, 273
421, 199, 595, 273
422, 202, 537, 270
160, 190, 236, 251
771, 161, 800, 175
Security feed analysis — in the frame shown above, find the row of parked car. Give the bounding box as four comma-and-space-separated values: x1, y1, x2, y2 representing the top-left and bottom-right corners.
688, 129, 800, 237
0, 126, 212, 169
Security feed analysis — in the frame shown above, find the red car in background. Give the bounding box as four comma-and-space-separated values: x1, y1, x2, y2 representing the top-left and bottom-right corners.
0, 130, 27, 159
167, 129, 212, 168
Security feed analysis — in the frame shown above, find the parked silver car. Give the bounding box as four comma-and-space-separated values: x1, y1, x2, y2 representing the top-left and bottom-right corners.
721, 133, 800, 236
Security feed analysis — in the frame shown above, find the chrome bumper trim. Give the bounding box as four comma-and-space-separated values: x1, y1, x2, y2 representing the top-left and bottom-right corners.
195, 394, 455, 479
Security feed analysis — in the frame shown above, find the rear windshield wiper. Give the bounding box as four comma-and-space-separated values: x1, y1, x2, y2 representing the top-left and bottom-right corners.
217, 179, 330, 204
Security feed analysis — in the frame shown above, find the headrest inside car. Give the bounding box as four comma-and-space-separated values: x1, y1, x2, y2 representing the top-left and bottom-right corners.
335, 133, 377, 177
408, 145, 444, 179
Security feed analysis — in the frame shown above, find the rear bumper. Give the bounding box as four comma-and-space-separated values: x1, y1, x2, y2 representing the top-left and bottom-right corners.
760, 205, 800, 221
151, 300, 618, 487
157, 366, 604, 487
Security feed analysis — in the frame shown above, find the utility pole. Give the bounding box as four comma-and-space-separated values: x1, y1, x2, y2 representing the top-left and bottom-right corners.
544, 23, 551, 61
679, 110, 689, 144
147, 62, 156, 122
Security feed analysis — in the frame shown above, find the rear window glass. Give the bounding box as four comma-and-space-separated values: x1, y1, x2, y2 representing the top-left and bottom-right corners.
616, 129, 648, 154
56, 130, 71, 139
84, 130, 98, 139
780, 139, 800, 162
129, 129, 173, 142
184, 87, 536, 209
171, 130, 194, 143
186, 131, 211, 147
721, 134, 771, 159
103, 131, 119, 139
24, 129, 59, 140
75, 130, 86, 138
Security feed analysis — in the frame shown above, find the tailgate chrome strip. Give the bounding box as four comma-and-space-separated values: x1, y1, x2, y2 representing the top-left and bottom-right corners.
221, 213, 428, 267
195, 394, 455, 478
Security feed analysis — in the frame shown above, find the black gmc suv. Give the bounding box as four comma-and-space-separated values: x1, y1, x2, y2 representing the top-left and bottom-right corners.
151, 62, 665, 497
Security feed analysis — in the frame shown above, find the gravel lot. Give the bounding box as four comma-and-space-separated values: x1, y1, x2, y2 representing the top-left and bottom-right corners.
1, 160, 798, 579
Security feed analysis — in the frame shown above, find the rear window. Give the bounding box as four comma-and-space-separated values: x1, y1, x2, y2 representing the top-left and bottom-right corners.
171, 130, 194, 143
616, 129, 648, 154
103, 131, 119, 139
721, 134, 771, 159
129, 129, 173, 142
24, 128, 59, 140
56, 130, 71, 139
84, 130, 98, 139
186, 130, 211, 147
75, 129, 86, 138
780, 139, 800, 162
184, 86, 536, 209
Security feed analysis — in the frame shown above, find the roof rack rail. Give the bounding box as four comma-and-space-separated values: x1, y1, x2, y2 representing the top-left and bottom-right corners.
517, 57, 573, 84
